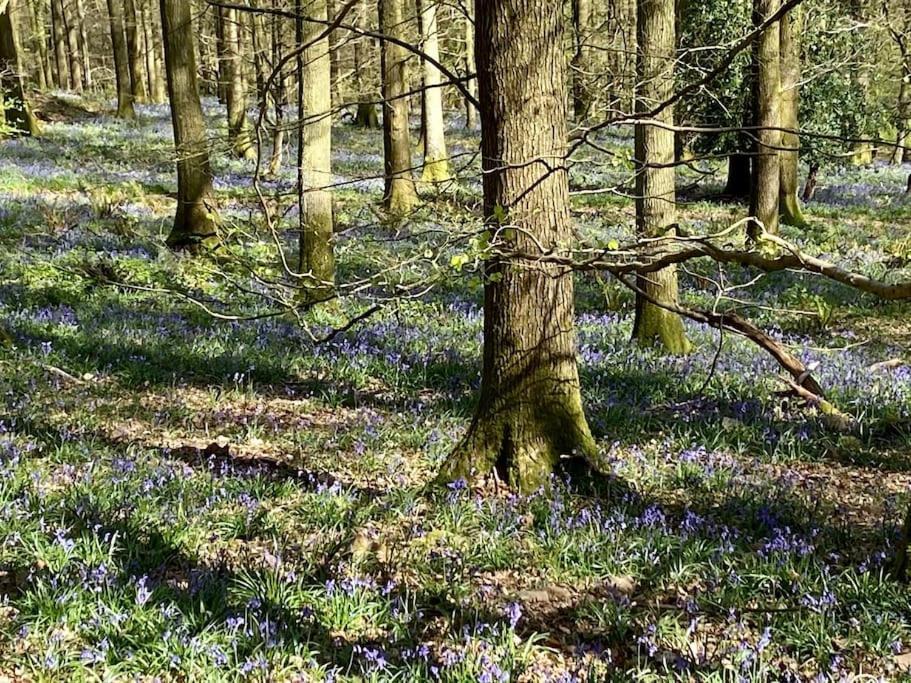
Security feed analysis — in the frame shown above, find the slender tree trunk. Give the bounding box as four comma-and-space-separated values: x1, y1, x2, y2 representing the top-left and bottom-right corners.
632, 0, 690, 354
353, 0, 378, 127
268, 0, 285, 174
221, 6, 254, 159
123, 0, 147, 101
51, 0, 70, 89
1, 0, 40, 136
725, 154, 752, 196
299, 0, 335, 300
27, 0, 49, 89
571, 0, 591, 121
378, 0, 418, 214
419, 0, 449, 182
141, 0, 164, 100
463, 3, 476, 129
214, 6, 227, 102
748, 0, 780, 237
440, 0, 596, 493
61, 0, 84, 91
802, 161, 818, 202
160, 0, 218, 248
106, 0, 136, 117
778, 7, 805, 227
75, 0, 89, 87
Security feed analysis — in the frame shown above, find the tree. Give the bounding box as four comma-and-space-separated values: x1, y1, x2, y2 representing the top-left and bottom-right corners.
221, 6, 255, 159
50, 0, 70, 89
160, 0, 218, 248
378, 0, 418, 214
778, 6, 806, 226
748, 0, 780, 237
352, 0, 378, 128
107, 0, 137, 118
419, 0, 449, 183
632, 0, 690, 354
439, 0, 596, 492
62, 0, 85, 91
299, 0, 335, 300
571, 0, 592, 120
463, 3, 476, 129
1, 0, 40, 137
124, 0, 149, 102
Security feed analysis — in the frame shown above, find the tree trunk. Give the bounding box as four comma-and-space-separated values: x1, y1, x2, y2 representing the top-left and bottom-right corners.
725, 153, 751, 196
801, 161, 818, 202
571, 0, 591, 121
1, 0, 40, 136
632, 0, 690, 355
221, 6, 254, 159
352, 0, 378, 127
439, 0, 596, 493
159, 0, 218, 248
141, 0, 165, 101
378, 0, 418, 214
61, 0, 84, 91
463, 3, 476, 129
893, 74, 911, 165
106, 0, 136, 117
75, 0, 90, 87
748, 0, 780, 238
268, 0, 285, 174
123, 0, 148, 102
419, 0, 449, 183
26, 0, 49, 89
298, 0, 335, 300
50, 0, 70, 89
778, 7, 806, 227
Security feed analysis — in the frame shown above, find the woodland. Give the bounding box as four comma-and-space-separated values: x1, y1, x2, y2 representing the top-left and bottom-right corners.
2, 0, 911, 679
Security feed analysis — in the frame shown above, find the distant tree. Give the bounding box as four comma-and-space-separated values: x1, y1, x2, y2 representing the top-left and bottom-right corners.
1, 0, 40, 136
123, 0, 148, 102
160, 0, 218, 248
462, 3, 476, 129
353, 0, 379, 128
571, 0, 592, 120
778, 7, 806, 226
440, 0, 596, 492
299, 0, 335, 300
50, 0, 70, 89
749, 0, 780, 237
419, 0, 450, 183
632, 0, 690, 354
106, 0, 136, 118
378, 0, 418, 214
62, 0, 85, 91
221, 6, 255, 159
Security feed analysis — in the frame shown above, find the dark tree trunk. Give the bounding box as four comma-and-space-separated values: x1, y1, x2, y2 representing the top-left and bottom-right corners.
725, 153, 752, 196
439, 0, 596, 492
571, 0, 591, 120
159, 0, 219, 248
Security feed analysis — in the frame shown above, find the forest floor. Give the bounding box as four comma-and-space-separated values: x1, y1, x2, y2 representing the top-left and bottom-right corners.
1, 95, 911, 681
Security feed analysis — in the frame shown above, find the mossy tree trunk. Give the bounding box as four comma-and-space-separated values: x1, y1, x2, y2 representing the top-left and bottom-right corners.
419, 0, 450, 183
439, 0, 597, 493
106, 0, 136, 118
378, 0, 418, 214
632, 0, 690, 355
221, 6, 254, 159
571, 0, 591, 121
748, 0, 780, 238
1, 0, 40, 137
298, 0, 335, 301
123, 0, 148, 102
160, 0, 218, 249
778, 7, 806, 227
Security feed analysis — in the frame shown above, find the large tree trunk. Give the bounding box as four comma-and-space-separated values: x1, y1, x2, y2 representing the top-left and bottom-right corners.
298, 0, 335, 300
160, 0, 218, 248
571, 0, 591, 121
778, 7, 806, 227
1, 0, 40, 136
106, 0, 136, 118
123, 0, 148, 102
221, 6, 254, 159
352, 0, 378, 128
632, 0, 690, 355
439, 0, 596, 493
748, 0, 780, 237
378, 0, 418, 214
419, 0, 450, 183
463, 2, 476, 129
50, 0, 70, 89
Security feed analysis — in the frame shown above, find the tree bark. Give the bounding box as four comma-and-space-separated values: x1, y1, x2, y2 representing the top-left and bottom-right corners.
75, 0, 89, 87
352, 0, 378, 127
141, 0, 165, 101
106, 0, 136, 118
439, 0, 596, 493
419, 0, 449, 182
221, 6, 254, 159
463, 2, 476, 129
50, 0, 70, 89
632, 0, 690, 354
268, 0, 285, 174
778, 6, 805, 227
299, 0, 335, 300
571, 0, 591, 121
1, 0, 40, 136
748, 0, 780, 237
26, 0, 50, 89
160, 0, 218, 248
123, 0, 148, 101
378, 0, 418, 214
61, 0, 84, 91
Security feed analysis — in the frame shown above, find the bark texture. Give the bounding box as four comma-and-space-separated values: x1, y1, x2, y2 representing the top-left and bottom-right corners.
749, 0, 780, 237
1, 0, 40, 136
353, 0, 379, 128
379, 0, 418, 214
778, 7, 806, 227
419, 0, 450, 182
440, 0, 596, 493
124, 0, 148, 101
107, 0, 136, 118
160, 0, 218, 248
221, 6, 255, 159
299, 0, 335, 300
571, 0, 591, 120
632, 0, 690, 354
50, 0, 70, 89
